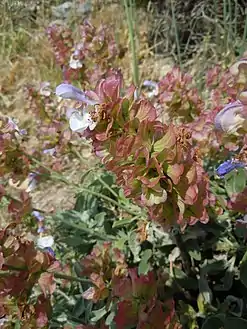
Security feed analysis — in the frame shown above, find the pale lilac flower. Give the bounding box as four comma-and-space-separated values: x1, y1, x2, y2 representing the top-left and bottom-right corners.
40, 82, 51, 96
26, 172, 38, 192
37, 227, 45, 233
37, 235, 54, 249
214, 100, 247, 134
7, 118, 27, 135
43, 147, 56, 156
69, 110, 96, 133
66, 108, 77, 119
95, 149, 107, 158
236, 214, 247, 224
55, 83, 98, 106
143, 80, 159, 97
32, 210, 44, 221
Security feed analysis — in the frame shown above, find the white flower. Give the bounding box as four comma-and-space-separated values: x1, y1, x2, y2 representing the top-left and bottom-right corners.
37, 235, 54, 249
69, 110, 96, 133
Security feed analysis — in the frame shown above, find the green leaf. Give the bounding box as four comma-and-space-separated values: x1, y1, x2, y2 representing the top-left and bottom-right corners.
72, 297, 85, 317
121, 98, 130, 122
198, 274, 213, 311
60, 237, 85, 247
224, 296, 243, 317
112, 217, 136, 228
105, 311, 116, 326
14, 321, 21, 329
128, 231, 141, 262
224, 317, 247, 329
233, 168, 247, 193
153, 126, 176, 152
91, 306, 108, 322
225, 172, 236, 196
138, 249, 152, 275
215, 256, 235, 291
189, 249, 201, 261
201, 314, 225, 329
240, 250, 247, 288
225, 168, 247, 196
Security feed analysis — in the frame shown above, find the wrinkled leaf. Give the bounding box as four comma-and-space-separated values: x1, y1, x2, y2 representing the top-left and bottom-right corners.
128, 231, 141, 262
240, 250, 247, 288
138, 249, 152, 275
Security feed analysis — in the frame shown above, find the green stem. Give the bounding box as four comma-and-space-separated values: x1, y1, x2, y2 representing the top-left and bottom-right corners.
54, 272, 92, 284
123, 0, 139, 89
79, 186, 140, 216
58, 216, 115, 241
170, 0, 182, 68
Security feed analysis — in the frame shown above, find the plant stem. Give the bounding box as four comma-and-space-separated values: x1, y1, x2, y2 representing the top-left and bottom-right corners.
170, 0, 182, 68
123, 0, 139, 89
54, 272, 91, 284
58, 216, 115, 241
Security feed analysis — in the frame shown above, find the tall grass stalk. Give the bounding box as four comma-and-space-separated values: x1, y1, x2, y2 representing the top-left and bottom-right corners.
241, 9, 247, 54
170, 0, 182, 68
123, 0, 140, 90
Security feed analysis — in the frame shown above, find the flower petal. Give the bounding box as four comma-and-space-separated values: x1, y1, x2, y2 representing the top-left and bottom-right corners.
69, 110, 95, 133
37, 235, 54, 249
43, 148, 56, 156
214, 101, 246, 133
216, 160, 246, 177
56, 83, 98, 106
32, 210, 44, 221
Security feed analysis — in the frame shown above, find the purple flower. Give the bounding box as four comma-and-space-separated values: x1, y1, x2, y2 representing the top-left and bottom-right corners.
37, 226, 45, 234
216, 159, 246, 177
43, 247, 56, 258
143, 80, 158, 89
55, 83, 98, 106
32, 210, 44, 221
